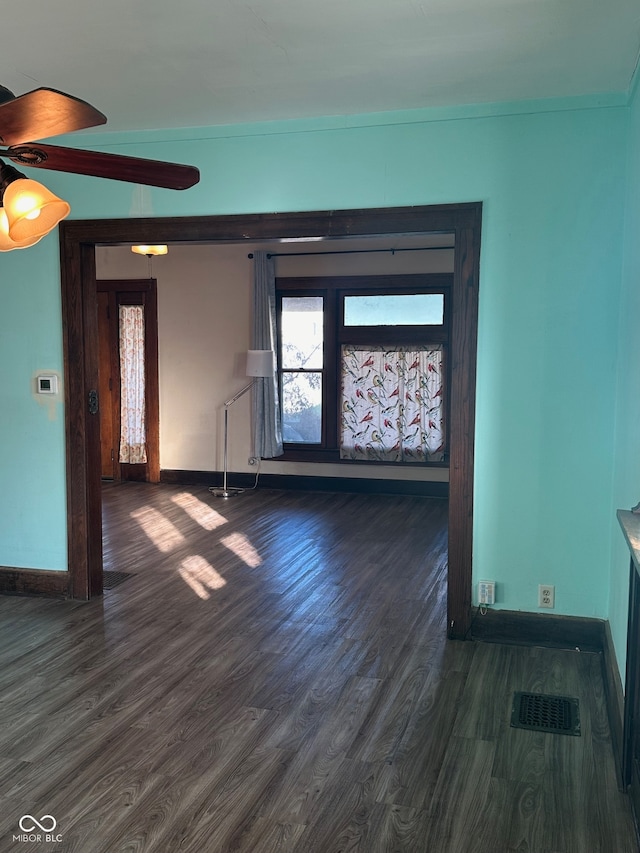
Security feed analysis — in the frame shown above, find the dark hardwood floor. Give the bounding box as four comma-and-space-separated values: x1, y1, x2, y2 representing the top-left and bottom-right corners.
0, 483, 636, 852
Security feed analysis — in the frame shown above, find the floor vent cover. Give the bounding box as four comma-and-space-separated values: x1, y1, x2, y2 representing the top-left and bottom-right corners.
103, 571, 135, 590
511, 692, 581, 736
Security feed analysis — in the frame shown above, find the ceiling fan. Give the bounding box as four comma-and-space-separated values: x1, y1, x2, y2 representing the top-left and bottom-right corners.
0, 84, 200, 250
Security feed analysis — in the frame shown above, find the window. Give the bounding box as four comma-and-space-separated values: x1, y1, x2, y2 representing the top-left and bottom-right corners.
280, 296, 324, 443
276, 274, 450, 464
343, 293, 444, 326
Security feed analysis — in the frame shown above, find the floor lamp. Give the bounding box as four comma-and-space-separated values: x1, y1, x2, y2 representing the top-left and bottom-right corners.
210, 349, 274, 498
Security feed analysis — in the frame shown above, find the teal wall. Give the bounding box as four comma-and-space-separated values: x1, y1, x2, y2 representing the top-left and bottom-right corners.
611, 72, 640, 680
0, 239, 67, 569
0, 97, 628, 636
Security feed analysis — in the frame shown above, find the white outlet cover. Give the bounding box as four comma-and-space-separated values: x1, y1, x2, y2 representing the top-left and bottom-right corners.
538, 585, 555, 608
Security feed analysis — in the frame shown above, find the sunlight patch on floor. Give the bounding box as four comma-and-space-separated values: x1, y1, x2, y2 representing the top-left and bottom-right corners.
179, 555, 227, 600
221, 532, 262, 568
171, 492, 228, 531
130, 506, 185, 553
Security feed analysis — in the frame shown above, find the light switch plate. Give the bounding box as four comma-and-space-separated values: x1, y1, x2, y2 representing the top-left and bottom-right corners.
37, 374, 58, 395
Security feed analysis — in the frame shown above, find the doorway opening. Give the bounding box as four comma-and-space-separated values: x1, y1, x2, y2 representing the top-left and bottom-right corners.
59, 203, 481, 636
97, 279, 160, 483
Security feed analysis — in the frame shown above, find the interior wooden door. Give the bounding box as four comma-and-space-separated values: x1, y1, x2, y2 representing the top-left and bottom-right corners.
96, 279, 160, 483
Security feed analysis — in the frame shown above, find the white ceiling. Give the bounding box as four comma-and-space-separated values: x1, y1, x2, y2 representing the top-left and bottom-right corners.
2, 0, 639, 134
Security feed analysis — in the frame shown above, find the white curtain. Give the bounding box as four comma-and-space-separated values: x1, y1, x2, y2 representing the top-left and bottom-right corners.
340, 345, 445, 463
252, 251, 283, 458
119, 305, 147, 464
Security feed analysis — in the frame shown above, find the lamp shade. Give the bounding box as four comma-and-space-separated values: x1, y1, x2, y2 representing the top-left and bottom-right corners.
4, 178, 70, 243
246, 349, 274, 377
0, 208, 44, 251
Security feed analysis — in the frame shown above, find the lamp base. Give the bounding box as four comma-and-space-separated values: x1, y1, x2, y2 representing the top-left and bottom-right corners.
209, 486, 245, 499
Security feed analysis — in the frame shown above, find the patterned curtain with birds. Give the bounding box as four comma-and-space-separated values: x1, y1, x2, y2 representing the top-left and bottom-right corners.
340, 344, 444, 463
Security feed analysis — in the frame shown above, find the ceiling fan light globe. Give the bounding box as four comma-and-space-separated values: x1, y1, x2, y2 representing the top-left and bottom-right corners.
4, 178, 70, 242
0, 207, 44, 251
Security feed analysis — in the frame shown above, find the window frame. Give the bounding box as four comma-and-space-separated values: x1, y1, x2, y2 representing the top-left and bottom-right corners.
277, 290, 330, 449
276, 273, 452, 465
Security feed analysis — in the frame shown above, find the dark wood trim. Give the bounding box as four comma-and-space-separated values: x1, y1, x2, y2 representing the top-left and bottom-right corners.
602, 619, 625, 789
84, 243, 104, 600
277, 446, 450, 466
337, 328, 449, 345
0, 567, 69, 597
61, 204, 481, 244
276, 274, 453, 291
617, 509, 640, 843
97, 279, 155, 293
470, 608, 606, 652
144, 284, 160, 484
160, 468, 449, 498
618, 510, 640, 796
59, 203, 481, 635
60, 238, 103, 600
447, 221, 481, 638
624, 553, 640, 787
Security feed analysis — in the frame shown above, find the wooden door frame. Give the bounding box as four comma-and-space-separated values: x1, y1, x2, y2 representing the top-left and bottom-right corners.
97, 279, 160, 483
59, 203, 482, 635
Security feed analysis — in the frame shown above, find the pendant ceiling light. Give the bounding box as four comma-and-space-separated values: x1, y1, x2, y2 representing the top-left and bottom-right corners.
131, 245, 168, 256
131, 243, 168, 278
0, 160, 70, 251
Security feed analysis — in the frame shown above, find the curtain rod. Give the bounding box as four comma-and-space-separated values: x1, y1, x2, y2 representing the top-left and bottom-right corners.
247, 245, 454, 259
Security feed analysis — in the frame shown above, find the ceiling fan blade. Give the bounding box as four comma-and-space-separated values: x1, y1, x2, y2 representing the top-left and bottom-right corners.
0, 88, 107, 145
7, 143, 200, 190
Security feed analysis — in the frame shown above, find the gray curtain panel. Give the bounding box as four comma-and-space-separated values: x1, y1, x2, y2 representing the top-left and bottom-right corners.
252, 251, 284, 458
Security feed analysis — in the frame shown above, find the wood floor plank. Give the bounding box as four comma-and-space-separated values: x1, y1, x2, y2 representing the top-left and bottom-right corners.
86, 733, 288, 853
158, 744, 295, 853
262, 675, 382, 824
423, 735, 497, 853
224, 817, 307, 852
347, 639, 448, 765
451, 639, 514, 740
372, 667, 468, 811
292, 757, 385, 853
260, 637, 370, 752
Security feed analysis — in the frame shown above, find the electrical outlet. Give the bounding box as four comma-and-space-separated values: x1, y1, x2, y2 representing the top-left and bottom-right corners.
538, 584, 555, 608
478, 580, 495, 605
248, 456, 259, 466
